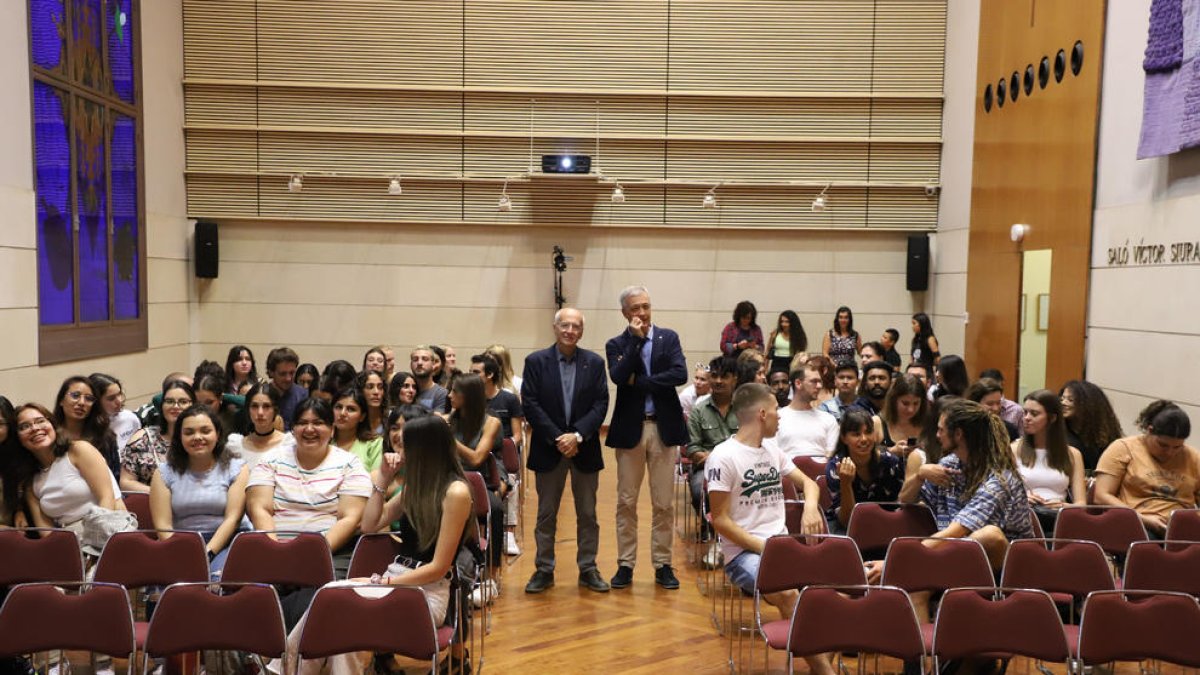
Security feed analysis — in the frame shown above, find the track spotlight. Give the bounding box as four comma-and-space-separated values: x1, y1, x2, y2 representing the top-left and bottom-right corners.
388, 176, 402, 195
702, 186, 717, 209
611, 183, 625, 203
287, 174, 303, 193
498, 181, 512, 212
811, 184, 829, 212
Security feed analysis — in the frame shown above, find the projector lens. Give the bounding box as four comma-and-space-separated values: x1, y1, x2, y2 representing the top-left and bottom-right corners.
561, 157, 572, 169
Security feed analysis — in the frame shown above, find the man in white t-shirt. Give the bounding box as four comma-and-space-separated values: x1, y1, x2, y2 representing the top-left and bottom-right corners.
770, 364, 839, 459
706, 383, 834, 675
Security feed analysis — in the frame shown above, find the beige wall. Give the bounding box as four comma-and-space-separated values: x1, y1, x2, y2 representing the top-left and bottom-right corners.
1089, 0, 1200, 430
0, 1, 191, 406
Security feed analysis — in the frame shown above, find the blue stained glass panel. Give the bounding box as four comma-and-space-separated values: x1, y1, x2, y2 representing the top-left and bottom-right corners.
71, 0, 104, 90
111, 113, 138, 320
76, 97, 108, 322
33, 82, 74, 326
107, 0, 134, 102
30, 0, 66, 71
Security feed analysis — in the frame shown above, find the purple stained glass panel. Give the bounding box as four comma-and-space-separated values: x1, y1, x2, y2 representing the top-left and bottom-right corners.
111, 113, 138, 320
33, 82, 74, 326
107, 0, 134, 102
76, 97, 108, 322
71, 0, 104, 90
29, 0, 67, 72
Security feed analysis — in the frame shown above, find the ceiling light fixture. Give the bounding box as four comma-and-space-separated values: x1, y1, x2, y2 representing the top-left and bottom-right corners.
388, 176, 402, 195
811, 184, 830, 212
498, 181, 512, 212
611, 182, 625, 203
287, 174, 303, 193
702, 185, 718, 209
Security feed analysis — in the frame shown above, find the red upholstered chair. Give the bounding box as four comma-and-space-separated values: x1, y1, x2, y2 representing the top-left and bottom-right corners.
143, 582, 286, 674
347, 532, 407, 579
0, 528, 84, 587
120, 491, 155, 534
297, 584, 454, 672
463, 470, 493, 664
814, 475, 833, 511
880, 536, 995, 649
788, 585, 925, 675
0, 582, 135, 663
792, 455, 826, 481
500, 436, 524, 550
221, 531, 335, 586
1000, 538, 1115, 634
1054, 505, 1147, 559
1166, 508, 1200, 542
1123, 539, 1200, 596
1076, 590, 1200, 668
931, 588, 1069, 673
845, 502, 936, 560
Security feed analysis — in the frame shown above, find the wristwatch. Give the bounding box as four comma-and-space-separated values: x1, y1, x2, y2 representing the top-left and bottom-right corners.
574, 432, 584, 444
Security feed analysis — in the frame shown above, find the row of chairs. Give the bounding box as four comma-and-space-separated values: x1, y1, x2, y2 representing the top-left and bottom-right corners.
0, 529, 468, 673
729, 532, 1200, 673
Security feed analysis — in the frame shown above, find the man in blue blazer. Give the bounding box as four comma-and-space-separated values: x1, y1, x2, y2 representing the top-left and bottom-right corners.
605, 285, 689, 590
521, 307, 611, 594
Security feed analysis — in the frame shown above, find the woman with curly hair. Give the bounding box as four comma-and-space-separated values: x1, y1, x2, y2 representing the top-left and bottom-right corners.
1059, 380, 1124, 471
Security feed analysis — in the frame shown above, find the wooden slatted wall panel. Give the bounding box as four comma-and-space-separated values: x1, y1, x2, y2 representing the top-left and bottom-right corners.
181, 0, 946, 231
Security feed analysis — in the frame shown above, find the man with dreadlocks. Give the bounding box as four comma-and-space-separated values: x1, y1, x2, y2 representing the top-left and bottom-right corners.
870, 399, 1033, 618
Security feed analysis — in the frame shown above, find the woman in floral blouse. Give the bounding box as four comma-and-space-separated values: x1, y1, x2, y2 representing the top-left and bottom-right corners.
120, 380, 195, 492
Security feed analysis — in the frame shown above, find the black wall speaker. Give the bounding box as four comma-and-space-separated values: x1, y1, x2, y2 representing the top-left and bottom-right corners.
195, 220, 219, 279
906, 234, 930, 291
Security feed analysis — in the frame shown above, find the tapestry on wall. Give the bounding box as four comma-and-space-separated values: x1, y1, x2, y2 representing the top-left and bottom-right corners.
1139, 0, 1200, 157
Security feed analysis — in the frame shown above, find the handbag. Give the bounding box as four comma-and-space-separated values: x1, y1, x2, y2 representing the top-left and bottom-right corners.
79, 504, 138, 555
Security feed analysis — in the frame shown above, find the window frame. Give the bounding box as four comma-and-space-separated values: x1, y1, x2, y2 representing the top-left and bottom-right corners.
28, 0, 147, 364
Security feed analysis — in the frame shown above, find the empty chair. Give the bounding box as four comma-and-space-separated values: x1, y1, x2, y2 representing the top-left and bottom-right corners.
0, 528, 83, 587
296, 584, 454, 673
0, 582, 135, 661
1054, 505, 1147, 558
221, 531, 335, 586
143, 582, 286, 673
881, 536, 994, 639
1166, 508, 1200, 542
932, 588, 1069, 672
1123, 540, 1200, 595
1000, 538, 1115, 631
1077, 590, 1200, 668
846, 502, 936, 560
788, 585, 926, 675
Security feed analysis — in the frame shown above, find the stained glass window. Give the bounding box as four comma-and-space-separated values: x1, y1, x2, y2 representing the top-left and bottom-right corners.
30, 0, 143, 362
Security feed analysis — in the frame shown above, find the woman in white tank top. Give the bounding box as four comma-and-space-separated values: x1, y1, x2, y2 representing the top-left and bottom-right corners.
1010, 390, 1086, 534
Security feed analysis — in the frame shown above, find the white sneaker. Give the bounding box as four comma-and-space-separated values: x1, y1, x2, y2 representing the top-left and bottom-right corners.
702, 542, 724, 569
471, 579, 499, 608
505, 531, 521, 556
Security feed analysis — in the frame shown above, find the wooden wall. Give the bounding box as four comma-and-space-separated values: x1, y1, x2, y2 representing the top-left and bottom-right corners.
964, 0, 1106, 393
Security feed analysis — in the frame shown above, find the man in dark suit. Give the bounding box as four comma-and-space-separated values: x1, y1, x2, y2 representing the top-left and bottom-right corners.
605, 285, 689, 590
521, 307, 611, 594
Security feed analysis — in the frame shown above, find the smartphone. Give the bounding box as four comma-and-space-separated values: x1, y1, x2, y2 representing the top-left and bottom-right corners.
906, 437, 918, 446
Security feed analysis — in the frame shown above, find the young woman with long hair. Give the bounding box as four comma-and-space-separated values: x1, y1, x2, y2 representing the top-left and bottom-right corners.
52, 376, 120, 480
930, 354, 969, 399
484, 343, 521, 396
447, 373, 504, 596
122, 380, 195, 492
1011, 389, 1086, 533
225, 382, 295, 468
1059, 380, 1124, 471
387, 371, 418, 409
825, 410, 904, 533
879, 374, 930, 455
149, 405, 249, 577
89, 373, 142, 452
225, 345, 259, 395
821, 305, 861, 367
356, 370, 387, 436
0, 396, 29, 527
910, 312, 940, 369
766, 310, 808, 375
330, 388, 382, 472
295, 363, 320, 396
361, 347, 387, 377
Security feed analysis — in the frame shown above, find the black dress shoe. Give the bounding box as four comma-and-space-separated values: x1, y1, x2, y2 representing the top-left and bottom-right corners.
578, 568, 610, 592
524, 570, 554, 594
610, 565, 634, 589
655, 564, 680, 590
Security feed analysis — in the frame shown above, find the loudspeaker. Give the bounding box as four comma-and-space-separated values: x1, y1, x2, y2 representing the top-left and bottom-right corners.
906, 234, 929, 291
195, 220, 219, 279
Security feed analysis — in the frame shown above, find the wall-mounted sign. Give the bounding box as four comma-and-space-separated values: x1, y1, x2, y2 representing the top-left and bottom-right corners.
1105, 239, 1200, 267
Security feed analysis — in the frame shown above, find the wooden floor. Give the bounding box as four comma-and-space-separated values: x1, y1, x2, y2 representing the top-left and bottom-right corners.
481, 461, 1184, 675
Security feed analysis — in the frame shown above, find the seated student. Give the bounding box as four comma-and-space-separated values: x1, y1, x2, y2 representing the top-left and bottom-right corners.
357, 370, 388, 437
1059, 379, 1125, 472
387, 371, 419, 409
53, 375, 120, 480
979, 369, 1024, 435
686, 356, 739, 566
90, 373, 142, 454
16, 403, 127, 553
1093, 400, 1200, 537
225, 382, 295, 469
770, 363, 839, 460
818, 362, 860, 421
149, 405, 250, 578
122, 380, 196, 492
0, 396, 27, 528
825, 410, 905, 534
965, 378, 1020, 441
877, 374, 929, 455
886, 399, 1033, 618
1010, 390, 1086, 535
361, 405, 431, 532
469, 353, 526, 556
280, 415, 474, 675
330, 388, 383, 472
706, 384, 834, 675
678, 362, 713, 420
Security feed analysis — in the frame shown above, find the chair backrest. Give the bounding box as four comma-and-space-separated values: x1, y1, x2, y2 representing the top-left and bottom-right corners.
880, 537, 994, 593
932, 587, 1068, 662
1054, 505, 1147, 557
1028, 508, 1045, 538
464, 471, 490, 520
1000, 538, 1115, 601
1078, 590, 1200, 667
0, 528, 84, 587
815, 474, 833, 511
782, 500, 806, 535
500, 437, 520, 474
94, 530, 210, 588
1123, 540, 1200, 595
781, 477, 798, 501
1166, 508, 1200, 542
221, 531, 335, 586
298, 585, 442, 660
846, 502, 937, 559
792, 455, 826, 481
348, 532, 407, 579
144, 582, 286, 658
787, 585, 924, 661
0, 582, 134, 657
121, 491, 154, 532
756, 534, 866, 595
